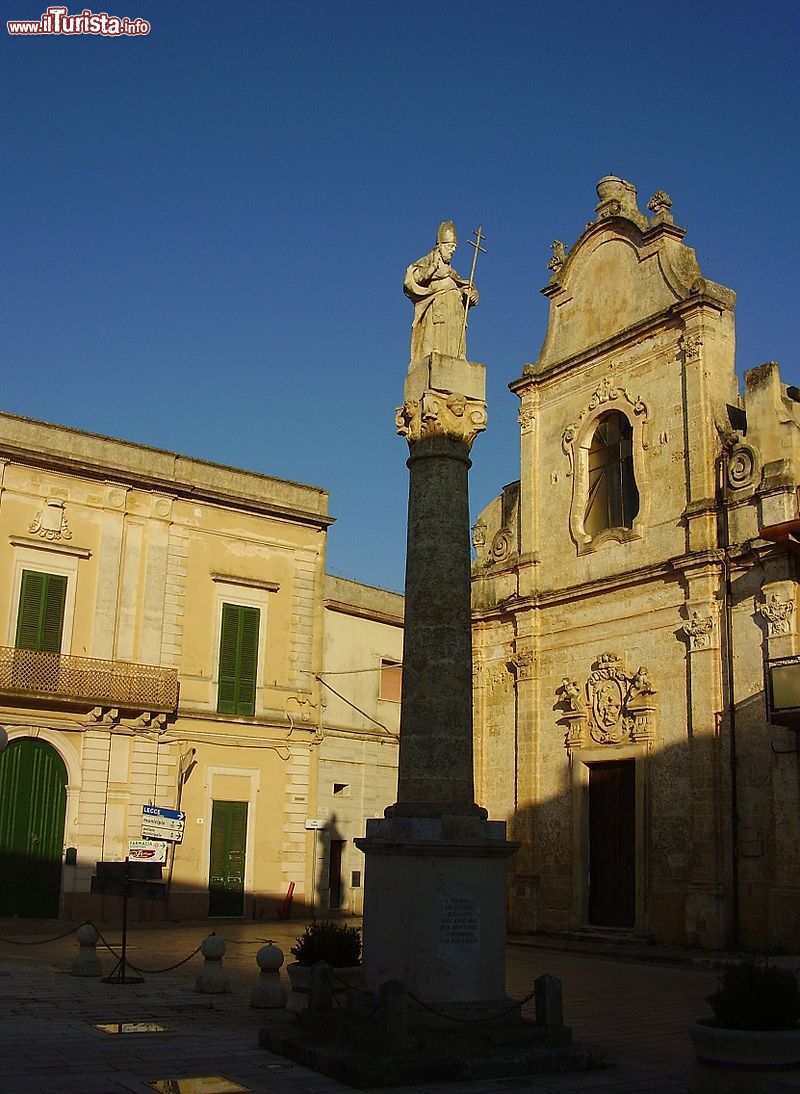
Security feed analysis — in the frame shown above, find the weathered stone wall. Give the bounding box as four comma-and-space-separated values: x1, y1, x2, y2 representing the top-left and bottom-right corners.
472, 179, 800, 950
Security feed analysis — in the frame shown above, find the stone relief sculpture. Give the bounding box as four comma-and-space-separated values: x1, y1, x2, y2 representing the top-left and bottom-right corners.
556, 653, 658, 750
403, 220, 479, 362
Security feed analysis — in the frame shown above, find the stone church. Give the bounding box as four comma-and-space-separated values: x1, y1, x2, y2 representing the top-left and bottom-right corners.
471, 176, 800, 950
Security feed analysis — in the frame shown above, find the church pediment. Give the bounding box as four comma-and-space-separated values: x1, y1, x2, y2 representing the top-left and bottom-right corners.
528, 177, 734, 376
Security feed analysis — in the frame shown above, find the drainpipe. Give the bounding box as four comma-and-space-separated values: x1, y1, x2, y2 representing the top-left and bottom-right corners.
719, 448, 740, 949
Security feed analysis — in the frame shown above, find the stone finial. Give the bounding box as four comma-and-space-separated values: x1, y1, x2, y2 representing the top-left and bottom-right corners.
547, 240, 566, 273
594, 176, 648, 230
648, 189, 674, 224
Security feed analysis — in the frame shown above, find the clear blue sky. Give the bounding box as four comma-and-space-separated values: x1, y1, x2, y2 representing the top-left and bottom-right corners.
3, 0, 798, 592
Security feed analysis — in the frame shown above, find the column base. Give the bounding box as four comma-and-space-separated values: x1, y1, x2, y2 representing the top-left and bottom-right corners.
355, 813, 518, 1002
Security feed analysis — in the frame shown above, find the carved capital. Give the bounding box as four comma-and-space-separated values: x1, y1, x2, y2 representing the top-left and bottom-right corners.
396, 390, 487, 448
759, 593, 795, 638
510, 648, 535, 680
678, 333, 703, 363
681, 611, 715, 651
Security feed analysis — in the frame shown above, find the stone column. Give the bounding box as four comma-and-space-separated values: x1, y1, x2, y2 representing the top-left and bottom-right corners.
390, 352, 487, 816
356, 352, 518, 1009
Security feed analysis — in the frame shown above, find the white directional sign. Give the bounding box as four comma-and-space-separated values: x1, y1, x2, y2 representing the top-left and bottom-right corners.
129, 839, 168, 863
141, 805, 185, 843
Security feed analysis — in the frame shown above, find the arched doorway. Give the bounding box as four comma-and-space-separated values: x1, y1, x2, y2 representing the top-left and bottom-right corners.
0, 738, 67, 917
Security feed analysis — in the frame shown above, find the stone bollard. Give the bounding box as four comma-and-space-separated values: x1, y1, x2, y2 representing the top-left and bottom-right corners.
534, 973, 564, 1032
250, 942, 288, 1009
378, 979, 408, 1040
71, 923, 102, 977
308, 961, 333, 1012
195, 933, 230, 994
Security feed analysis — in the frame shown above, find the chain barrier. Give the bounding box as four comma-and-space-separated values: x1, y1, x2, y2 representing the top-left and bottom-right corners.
87, 921, 204, 974
0, 922, 90, 946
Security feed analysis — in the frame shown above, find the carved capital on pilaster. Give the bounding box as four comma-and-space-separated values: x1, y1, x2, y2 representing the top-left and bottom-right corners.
759, 592, 795, 638
397, 390, 487, 448
681, 610, 716, 652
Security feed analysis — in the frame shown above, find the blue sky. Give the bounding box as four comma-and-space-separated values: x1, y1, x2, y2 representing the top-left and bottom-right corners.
3, 0, 798, 592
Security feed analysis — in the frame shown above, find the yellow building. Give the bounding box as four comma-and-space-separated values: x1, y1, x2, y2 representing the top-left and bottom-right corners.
0, 411, 401, 922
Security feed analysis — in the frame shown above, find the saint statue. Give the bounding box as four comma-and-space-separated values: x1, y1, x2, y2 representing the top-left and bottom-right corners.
404, 220, 479, 362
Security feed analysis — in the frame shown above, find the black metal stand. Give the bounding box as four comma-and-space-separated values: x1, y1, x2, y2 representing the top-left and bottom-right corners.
102, 858, 144, 985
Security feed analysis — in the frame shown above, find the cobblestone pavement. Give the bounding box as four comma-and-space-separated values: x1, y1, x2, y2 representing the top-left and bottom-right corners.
0, 917, 780, 1093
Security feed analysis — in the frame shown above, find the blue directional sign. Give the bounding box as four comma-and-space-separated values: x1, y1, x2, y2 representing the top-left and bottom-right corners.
141, 805, 186, 842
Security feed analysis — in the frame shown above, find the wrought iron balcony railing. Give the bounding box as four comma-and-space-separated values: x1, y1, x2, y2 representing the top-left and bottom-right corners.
0, 646, 179, 713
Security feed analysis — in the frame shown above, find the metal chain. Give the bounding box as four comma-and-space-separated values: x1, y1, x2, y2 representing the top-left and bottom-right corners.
87, 921, 203, 974
0, 922, 89, 946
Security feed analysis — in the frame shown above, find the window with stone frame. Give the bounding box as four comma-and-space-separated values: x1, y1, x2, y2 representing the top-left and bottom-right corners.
584, 410, 640, 538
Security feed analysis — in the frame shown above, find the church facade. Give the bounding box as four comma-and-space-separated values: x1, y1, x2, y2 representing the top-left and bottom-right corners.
472, 177, 800, 949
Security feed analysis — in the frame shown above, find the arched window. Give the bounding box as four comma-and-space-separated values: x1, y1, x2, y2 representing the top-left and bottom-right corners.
584, 411, 639, 538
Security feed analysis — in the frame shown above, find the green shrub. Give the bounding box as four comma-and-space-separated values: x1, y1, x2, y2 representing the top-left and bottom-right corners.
707, 961, 800, 1031
290, 919, 362, 967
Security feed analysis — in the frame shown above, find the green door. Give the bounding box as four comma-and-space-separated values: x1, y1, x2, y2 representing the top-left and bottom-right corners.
0, 739, 67, 917
208, 800, 248, 917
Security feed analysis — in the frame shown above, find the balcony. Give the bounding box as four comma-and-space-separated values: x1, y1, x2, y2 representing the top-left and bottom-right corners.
0, 646, 179, 714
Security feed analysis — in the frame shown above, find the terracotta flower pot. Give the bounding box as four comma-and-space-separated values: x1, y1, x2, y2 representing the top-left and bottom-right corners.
285, 962, 362, 1014
688, 1017, 800, 1093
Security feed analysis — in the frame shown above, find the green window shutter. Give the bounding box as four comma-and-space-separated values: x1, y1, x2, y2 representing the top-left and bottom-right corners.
217, 603, 259, 716
15, 571, 67, 653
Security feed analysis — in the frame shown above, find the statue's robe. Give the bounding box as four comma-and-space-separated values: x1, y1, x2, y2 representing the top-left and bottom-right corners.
403, 249, 476, 361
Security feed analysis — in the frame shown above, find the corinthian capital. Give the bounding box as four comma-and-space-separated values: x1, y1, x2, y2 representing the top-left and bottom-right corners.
396, 390, 488, 449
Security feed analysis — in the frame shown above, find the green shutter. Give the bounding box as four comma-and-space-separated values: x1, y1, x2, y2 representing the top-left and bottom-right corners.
15, 571, 67, 653
217, 603, 259, 716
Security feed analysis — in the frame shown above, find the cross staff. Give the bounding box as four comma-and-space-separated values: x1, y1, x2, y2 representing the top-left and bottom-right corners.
458, 225, 487, 359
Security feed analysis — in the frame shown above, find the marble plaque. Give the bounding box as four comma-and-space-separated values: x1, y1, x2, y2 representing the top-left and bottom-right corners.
437, 888, 480, 970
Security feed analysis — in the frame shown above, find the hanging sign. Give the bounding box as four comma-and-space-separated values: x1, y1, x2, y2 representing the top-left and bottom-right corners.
141, 805, 185, 843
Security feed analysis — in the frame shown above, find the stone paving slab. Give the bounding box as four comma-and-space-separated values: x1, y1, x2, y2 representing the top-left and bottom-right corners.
0, 918, 767, 1092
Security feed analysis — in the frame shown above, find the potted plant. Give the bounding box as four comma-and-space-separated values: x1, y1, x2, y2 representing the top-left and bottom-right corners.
688, 959, 800, 1093
286, 919, 362, 1013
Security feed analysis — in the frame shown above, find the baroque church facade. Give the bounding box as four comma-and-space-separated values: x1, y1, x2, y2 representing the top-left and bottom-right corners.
472, 177, 800, 950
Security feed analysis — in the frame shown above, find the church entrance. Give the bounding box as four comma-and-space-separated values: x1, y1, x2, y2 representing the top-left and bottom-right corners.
588, 759, 635, 927
0, 738, 67, 918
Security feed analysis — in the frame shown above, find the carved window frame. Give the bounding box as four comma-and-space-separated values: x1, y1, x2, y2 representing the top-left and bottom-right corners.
563, 382, 649, 554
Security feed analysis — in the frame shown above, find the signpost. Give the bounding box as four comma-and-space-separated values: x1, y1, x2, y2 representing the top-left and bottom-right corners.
141, 804, 185, 843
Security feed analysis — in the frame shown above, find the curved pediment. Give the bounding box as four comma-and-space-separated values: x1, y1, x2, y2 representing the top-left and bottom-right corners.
529, 178, 733, 376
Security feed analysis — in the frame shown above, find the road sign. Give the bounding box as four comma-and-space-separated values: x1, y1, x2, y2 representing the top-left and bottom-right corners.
305, 818, 326, 830
129, 840, 168, 863
141, 805, 185, 843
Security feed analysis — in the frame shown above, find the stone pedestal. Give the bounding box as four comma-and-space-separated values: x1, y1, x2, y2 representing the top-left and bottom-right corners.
358, 813, 517, 1005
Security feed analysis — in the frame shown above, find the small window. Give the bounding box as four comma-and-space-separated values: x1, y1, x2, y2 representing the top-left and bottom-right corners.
16, 570, 67, 653
584, 411, 639, 538
351, 870, 362, 888
333, 782, 350, 797
217, 603, 260, 716
379, 659, 402, 703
